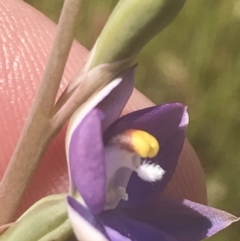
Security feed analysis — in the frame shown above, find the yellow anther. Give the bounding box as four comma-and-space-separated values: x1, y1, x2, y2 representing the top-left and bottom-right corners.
130, 130, 159, 158
110, 129, 160, 158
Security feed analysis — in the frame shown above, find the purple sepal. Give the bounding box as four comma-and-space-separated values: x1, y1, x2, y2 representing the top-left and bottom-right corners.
69, 109, 106, 214
104, 103, 188, 207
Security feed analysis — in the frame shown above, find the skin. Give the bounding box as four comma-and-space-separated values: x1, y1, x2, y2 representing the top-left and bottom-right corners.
0, 0, 207, 219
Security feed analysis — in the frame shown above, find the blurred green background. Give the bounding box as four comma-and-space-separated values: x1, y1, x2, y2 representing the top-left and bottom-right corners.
25, 0, 240, 240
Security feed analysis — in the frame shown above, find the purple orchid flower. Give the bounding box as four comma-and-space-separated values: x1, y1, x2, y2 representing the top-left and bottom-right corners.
65, 67, 239, 241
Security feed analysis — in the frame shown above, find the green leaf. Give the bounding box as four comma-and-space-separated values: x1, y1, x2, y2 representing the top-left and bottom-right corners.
0, 194, 73, 241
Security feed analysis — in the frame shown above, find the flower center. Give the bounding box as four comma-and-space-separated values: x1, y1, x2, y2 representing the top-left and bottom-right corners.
104, 129, 165, 210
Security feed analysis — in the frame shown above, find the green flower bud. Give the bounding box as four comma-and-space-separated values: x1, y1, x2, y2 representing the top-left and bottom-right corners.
88, 0, 186, 70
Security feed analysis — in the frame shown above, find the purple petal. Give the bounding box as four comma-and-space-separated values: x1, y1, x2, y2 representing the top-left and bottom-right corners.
67, 196, 109, 241
69, 109, 106, 214
127, 197, 239, 241
99, 210, 177, 241
104, 103, 188, 207
98, 65, 135, 131
66, 66, 135, 193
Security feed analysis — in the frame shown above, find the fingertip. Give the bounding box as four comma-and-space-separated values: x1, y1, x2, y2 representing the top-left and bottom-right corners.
0, 0, 207, 214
